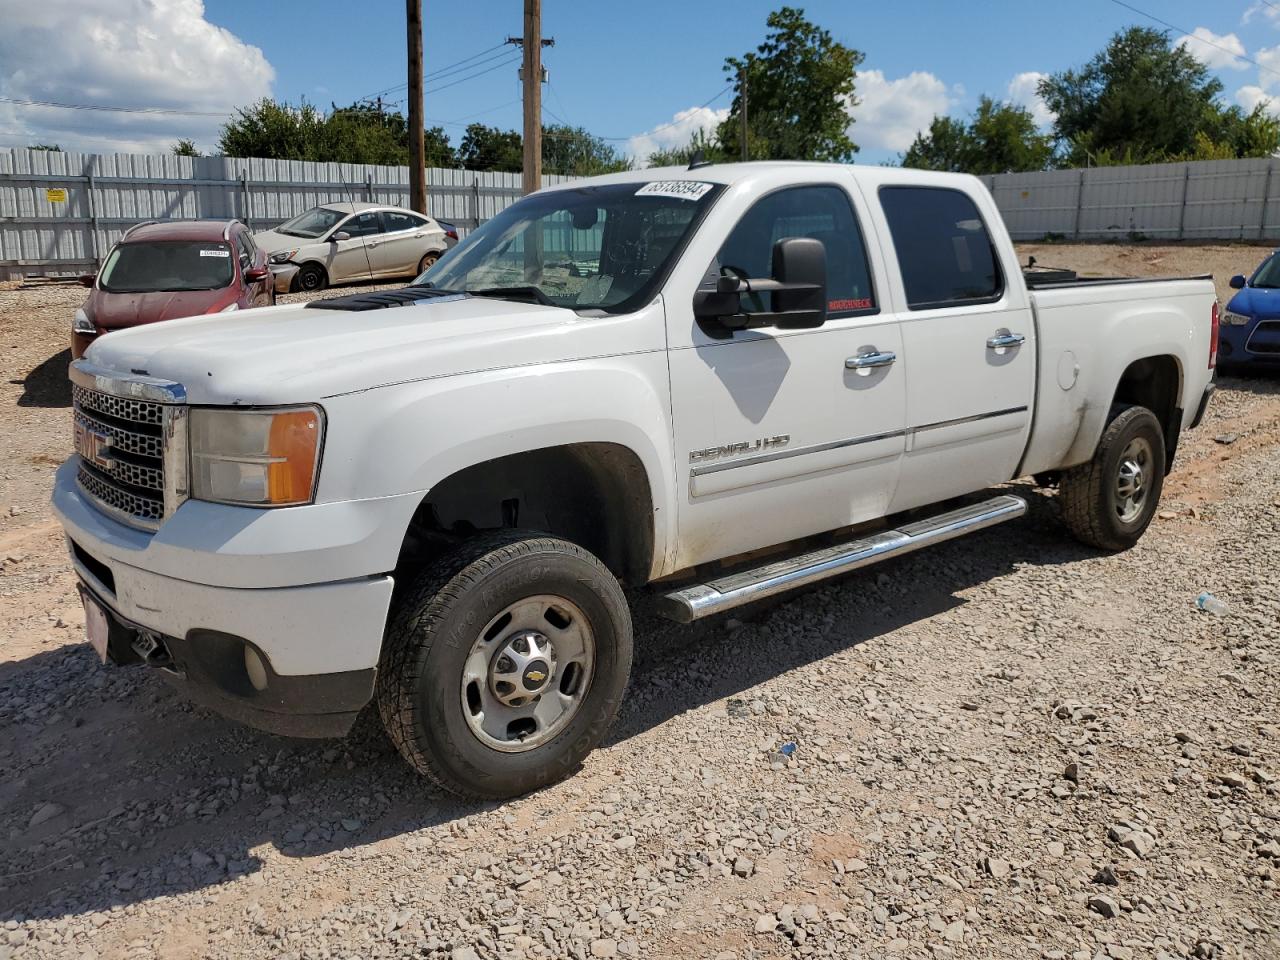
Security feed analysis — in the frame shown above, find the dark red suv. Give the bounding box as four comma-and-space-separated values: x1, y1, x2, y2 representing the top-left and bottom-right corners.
72, 220, 274, 359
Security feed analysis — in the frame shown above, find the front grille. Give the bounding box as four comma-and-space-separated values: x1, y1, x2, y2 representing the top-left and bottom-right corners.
1245, 320, 1280, 354
72, 384, 168, 528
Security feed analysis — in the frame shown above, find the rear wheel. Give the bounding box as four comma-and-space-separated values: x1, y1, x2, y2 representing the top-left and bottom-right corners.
1059, 405, 1165, 551
417, 252, 439, 275
297, 263, 327, 292
376, 532, 632, 799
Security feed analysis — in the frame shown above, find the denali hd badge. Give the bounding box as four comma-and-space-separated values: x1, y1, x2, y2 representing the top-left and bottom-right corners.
689, 435, 789, 464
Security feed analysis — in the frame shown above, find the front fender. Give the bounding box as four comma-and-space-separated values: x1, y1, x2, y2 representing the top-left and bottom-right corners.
316, 353, 677, 580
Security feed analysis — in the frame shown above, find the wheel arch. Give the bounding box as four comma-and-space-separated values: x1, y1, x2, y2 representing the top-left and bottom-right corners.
1109, 353, 1183, 472
396, 441, 656, 587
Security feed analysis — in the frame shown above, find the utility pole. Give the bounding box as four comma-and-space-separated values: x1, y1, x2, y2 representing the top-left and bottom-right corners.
521, 0, 543, 195
406, 0, 426, 214
739, 66, 749, 162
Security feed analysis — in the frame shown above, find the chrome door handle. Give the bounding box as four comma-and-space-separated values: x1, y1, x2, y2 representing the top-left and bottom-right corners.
986, 332, 1026, 349
846, 350, 897, 369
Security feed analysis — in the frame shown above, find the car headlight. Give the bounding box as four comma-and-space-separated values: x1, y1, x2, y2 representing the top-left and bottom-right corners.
1222, 311, 1250, 326
269, 250, 297, 264
73, 308, 95, 335
219, 303, 239, 313
190, 407, 324, 506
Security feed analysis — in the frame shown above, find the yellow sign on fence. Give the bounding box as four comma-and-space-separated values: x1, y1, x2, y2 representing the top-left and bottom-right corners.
45, 187, 68, 203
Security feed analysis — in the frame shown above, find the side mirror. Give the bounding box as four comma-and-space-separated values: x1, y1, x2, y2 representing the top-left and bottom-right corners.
693, 237, 828, 331
330, 231, 351, 242
244, 266, 269, 283
1230, 274, 1247, 289
78, 274, 95, 288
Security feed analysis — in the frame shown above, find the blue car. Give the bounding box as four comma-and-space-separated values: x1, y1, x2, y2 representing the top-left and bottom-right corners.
1221, 252, 1280, 369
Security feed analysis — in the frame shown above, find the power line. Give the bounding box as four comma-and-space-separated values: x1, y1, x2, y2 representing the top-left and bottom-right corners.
595, 84, 732, 142
1107, 0, 1280, 80
354, 42, 510, 103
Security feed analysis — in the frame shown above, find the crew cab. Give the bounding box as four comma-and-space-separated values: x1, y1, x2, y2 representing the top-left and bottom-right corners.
53, 163, 1218, 799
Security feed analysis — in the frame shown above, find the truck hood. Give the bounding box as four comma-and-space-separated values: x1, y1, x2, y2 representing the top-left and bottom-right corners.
1226, 285, 1280, 320
83, 294, 590, 405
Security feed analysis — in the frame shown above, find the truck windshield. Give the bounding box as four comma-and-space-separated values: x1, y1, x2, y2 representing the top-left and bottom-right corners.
98, 241, 234, 293
414, 181, 724, 312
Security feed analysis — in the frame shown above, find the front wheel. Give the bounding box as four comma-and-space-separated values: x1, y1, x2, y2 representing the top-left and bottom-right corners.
296, 263, 327, 292
376, 533, 632, 799
1059, 405, 1165, 551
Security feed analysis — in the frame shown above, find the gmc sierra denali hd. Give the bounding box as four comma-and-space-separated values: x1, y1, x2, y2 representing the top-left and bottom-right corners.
54, 162, 1218, 798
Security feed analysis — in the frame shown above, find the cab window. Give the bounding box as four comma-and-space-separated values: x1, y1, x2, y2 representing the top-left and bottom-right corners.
878, 186, 1003, 309
713, 185, 877, 317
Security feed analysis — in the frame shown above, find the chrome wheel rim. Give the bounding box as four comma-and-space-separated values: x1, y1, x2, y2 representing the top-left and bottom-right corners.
1115, 436, 1152, 524
460, 594, 595, 753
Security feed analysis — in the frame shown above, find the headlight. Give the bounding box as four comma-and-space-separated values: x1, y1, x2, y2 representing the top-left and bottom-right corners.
1222, 311, 1250, 326
73, 308, 95, 335
190, 407, 324, 506
218, 303, 239, 313
269, 250, 297, 264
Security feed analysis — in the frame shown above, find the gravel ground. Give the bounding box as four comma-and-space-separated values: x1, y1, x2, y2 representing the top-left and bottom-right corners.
1, 245, 1277, 960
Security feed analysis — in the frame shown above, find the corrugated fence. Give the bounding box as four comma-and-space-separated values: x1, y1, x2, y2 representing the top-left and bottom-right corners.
0, 148, 571, 279
7, 148, 1280, 279
985, 157, 1280, 243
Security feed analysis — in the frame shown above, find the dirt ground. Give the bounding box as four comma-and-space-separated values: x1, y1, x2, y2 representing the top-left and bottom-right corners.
1, 245, 1277, 960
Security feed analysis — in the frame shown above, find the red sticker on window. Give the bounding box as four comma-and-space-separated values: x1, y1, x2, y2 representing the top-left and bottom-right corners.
829, 298, 872, 311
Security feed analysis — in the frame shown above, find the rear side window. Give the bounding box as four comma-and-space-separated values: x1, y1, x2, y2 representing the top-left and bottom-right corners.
879, 186, 1002, 310
384, 210, 429, 233
714, 185, 876, 316
341, 212, 384, 238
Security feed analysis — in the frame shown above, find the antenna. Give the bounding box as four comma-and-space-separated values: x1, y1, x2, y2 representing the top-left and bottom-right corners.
688, 150, 711, 170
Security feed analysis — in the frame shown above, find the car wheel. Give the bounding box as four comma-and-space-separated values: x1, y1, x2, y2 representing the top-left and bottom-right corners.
1059, 405, 1165, 551
297, 263, 327, 292
376, 532, 632, 799
417, 252, 439, 275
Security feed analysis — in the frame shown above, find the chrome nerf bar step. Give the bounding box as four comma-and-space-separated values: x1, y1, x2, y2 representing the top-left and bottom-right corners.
656, 494, 1027, 623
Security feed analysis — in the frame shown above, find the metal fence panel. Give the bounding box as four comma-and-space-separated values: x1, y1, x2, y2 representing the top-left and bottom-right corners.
986, 156, 1280, 242
0, 147, 573, 278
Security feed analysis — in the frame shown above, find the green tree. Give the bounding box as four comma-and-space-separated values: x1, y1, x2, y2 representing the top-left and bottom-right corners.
717, 6, 862, 161
646, 128, 727, 168
1038, 26, 1278, 165
902, 116, 973, 173
542, 124, 631, 176
218, 98, 328, 160
904, 98, 1052, 174
29, 143, 61, 151
171, 138, 200, 157
458, 123, 523, 172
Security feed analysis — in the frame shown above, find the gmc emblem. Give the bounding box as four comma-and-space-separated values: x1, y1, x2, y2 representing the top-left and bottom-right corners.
74, 421, 115, 470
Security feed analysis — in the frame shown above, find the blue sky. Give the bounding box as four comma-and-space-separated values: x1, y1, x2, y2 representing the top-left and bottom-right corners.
3, 0, 1280, 164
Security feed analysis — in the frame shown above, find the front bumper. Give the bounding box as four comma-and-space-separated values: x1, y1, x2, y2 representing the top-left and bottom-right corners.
269, 263, 299, 294
53, 460, 403, 737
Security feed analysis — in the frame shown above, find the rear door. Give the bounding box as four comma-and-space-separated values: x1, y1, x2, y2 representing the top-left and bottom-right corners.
367, 210, 438, 277
864, 183, 1034, 513
666, 181, 906, 570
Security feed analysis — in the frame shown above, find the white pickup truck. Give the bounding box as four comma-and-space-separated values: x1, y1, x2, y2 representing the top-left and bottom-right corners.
54, 162, 1218, 798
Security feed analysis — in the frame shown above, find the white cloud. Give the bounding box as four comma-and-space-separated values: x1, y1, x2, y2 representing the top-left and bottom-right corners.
627, 105, 729, 166
1175, 27, 1248, 71
1233, 43, 1280, 114
0, 0, 274, 154
1006, 71, 1056, 129
848, 69, 953, 153
1244, 2, 1280, 27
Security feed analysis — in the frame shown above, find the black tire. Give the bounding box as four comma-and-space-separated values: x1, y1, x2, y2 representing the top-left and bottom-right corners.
376, 532, 632, 799
417, 251, 439, 275
297, 263, 327, 292
1059, 405, 1165, 551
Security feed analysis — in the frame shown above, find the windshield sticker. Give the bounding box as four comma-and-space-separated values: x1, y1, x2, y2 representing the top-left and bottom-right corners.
199, 248, 230, 257
635, 180, 714, 201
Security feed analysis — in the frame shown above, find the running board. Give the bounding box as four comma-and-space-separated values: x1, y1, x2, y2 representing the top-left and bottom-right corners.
656, 495, 1027, 624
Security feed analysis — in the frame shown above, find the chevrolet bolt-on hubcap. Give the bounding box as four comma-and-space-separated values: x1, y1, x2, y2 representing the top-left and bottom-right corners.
1115, 436, 1152, 524
461, 595, 595, 753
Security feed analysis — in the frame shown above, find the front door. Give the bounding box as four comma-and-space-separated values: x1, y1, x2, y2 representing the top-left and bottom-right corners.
325, 211, 380, 283
666, 182, 906, 571
865, 184, 1035, 513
